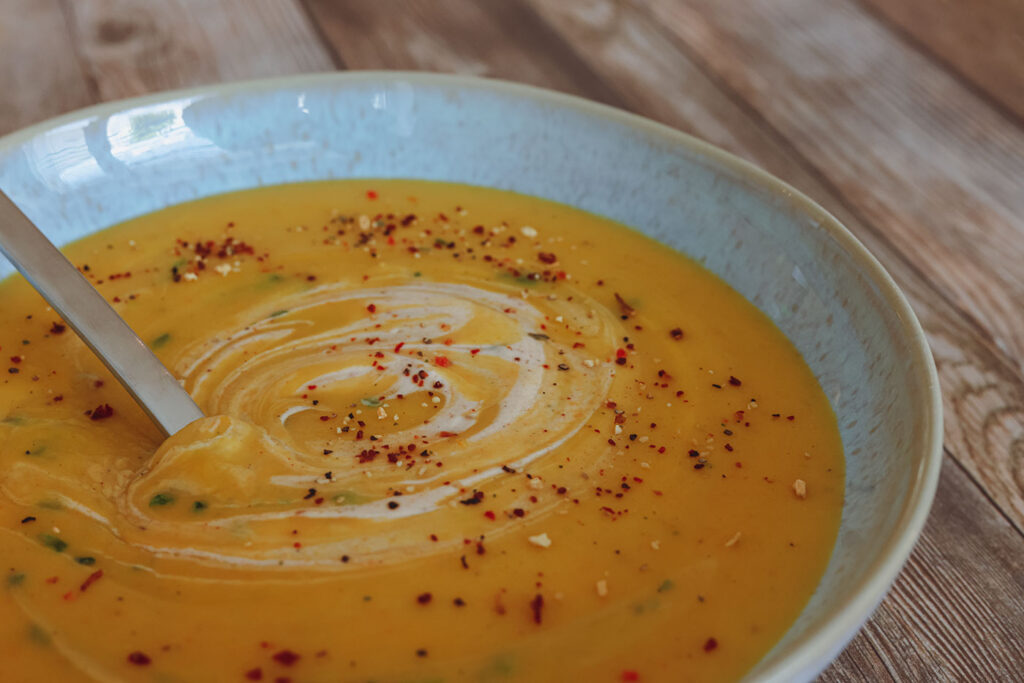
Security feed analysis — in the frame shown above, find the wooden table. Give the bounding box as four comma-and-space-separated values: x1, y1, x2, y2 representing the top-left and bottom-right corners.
2, 1, 1022, 679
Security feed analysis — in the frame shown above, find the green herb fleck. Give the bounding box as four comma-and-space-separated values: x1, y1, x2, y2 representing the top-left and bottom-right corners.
74, 556, 96, 566
37, 500, 63, 510
269, 309, 289, 318
7, 573, 26, 587
192, 501, 207, 512
149, 493, 175, 507
2, 415, 26, 426
38, 534, 67, 553
657, 579, 675, 593
360, 397, 381, 407
413, 271, 422, 278
28, 624, 50, 646
150, 333, 172, 349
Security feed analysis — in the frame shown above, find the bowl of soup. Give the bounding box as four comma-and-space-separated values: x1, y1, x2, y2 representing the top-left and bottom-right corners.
0, 73, 942, 682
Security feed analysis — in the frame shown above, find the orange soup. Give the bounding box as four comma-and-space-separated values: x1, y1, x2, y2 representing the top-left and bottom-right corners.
0, 181, 843, 682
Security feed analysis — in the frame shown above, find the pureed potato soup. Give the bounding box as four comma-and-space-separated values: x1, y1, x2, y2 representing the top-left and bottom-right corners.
0, 181, 843, 682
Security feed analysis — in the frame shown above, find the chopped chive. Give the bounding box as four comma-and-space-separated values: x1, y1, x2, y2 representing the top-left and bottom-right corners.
360, 397, 381, 407
38, 534, 67, 552
7, 573, 26, 587
150, 333, 171, 349
149, 493, 175, 507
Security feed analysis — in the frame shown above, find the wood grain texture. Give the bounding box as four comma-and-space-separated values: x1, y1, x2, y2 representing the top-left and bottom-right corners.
300, 0, 622, 105
859, 0, 1024, 122
525, 0, 1024, 533
0, 0, 94, 135
626, 0, 1024, 533
641, 0, 1024, 381
845, 456, 1024, 681
61, 0, 333, 101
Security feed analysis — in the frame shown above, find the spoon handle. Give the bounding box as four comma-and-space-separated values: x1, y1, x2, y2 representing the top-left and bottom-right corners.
0, 191, 204, 437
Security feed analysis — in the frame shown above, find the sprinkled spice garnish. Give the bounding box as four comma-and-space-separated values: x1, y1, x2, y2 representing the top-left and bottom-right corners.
388, 501, 400, 510
530, 594, 544, 624
244, 668, 263, 681
537, 252, 557, 264
49, 322, 66, 334
527, 332, 550, 341
127, 651, 151, 666
728, 375, 742, 386
669, 327, 684, 340
20, 516, 35, 524
614, 293, 635, 318
80, 569, 103, 592
75, 556, 95, 565
89, 404, 114, 421
272, 650, 300, 666
703, 637, 718, 652
417, 592, 432, 604
460, 491, 484, 505
416, 648, 428, 658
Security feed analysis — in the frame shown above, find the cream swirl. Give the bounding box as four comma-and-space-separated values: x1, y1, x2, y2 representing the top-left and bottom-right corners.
117, 279, 623, 570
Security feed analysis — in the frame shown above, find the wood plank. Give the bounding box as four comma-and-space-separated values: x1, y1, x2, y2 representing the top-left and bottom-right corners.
822, 456, 1024, 681
61, 0, 334, 101
0, 0, 95, 135
524, 0, 1024, 533
300, 0, 622, 105
640, 0, 1024, 383
859, 0, 1024, 122
593, 0, 1024, 532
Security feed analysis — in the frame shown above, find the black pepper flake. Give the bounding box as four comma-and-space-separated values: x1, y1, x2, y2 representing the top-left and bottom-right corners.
416, 649, 428, 658
20, 516, 36, 524
417, 592, 432, 604
303, 488, 317, 500
688, 449, 700, 458
693, 463, 705, 470
557, 363, 570, 371
388, 501, 400, 510
460, 555, 469, 569
728, 376, 742, 386
501, 465, 515, 474
527, 333, 549, 341
711, 383, 722, 389
454, 597, 466, 607
669, 327, 684, 340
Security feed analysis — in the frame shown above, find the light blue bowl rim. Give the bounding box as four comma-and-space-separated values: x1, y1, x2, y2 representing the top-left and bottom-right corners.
0, 71, 943, 682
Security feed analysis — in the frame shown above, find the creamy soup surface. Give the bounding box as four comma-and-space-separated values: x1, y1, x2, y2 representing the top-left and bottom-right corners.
0, 181, 843, 682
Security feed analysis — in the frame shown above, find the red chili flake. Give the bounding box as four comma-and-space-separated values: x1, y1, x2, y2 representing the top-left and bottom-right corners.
394, 342, 405, 353
366, 190, 378, 200
537, 252, 557, 264
439, 430, 458, 438
669, 328, 684, 340
728, 375, 742, 386
80, 569, 103, 592
366, 303, 377, 313
417, 592, 433, 604
90, 404, 114, 421
703, 637, 718, 652
530, 594, 544, 624
484, 510, 496, 520
434, 355, 451, 368
127, 651, 151, 666
245, 668, 263, 681
9, 356, 22, 364
622, 672, 640, 682
272, 650, 300, 666
50, 322, 67, 334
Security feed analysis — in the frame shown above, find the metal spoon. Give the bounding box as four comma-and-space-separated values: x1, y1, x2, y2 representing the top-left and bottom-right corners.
0, 190, 205, 437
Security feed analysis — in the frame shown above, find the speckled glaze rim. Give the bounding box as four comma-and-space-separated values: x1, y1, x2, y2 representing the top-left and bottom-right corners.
0, 71, 943, 682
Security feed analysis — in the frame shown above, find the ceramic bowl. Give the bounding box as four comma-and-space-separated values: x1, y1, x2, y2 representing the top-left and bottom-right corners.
0, 72, 942, 681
